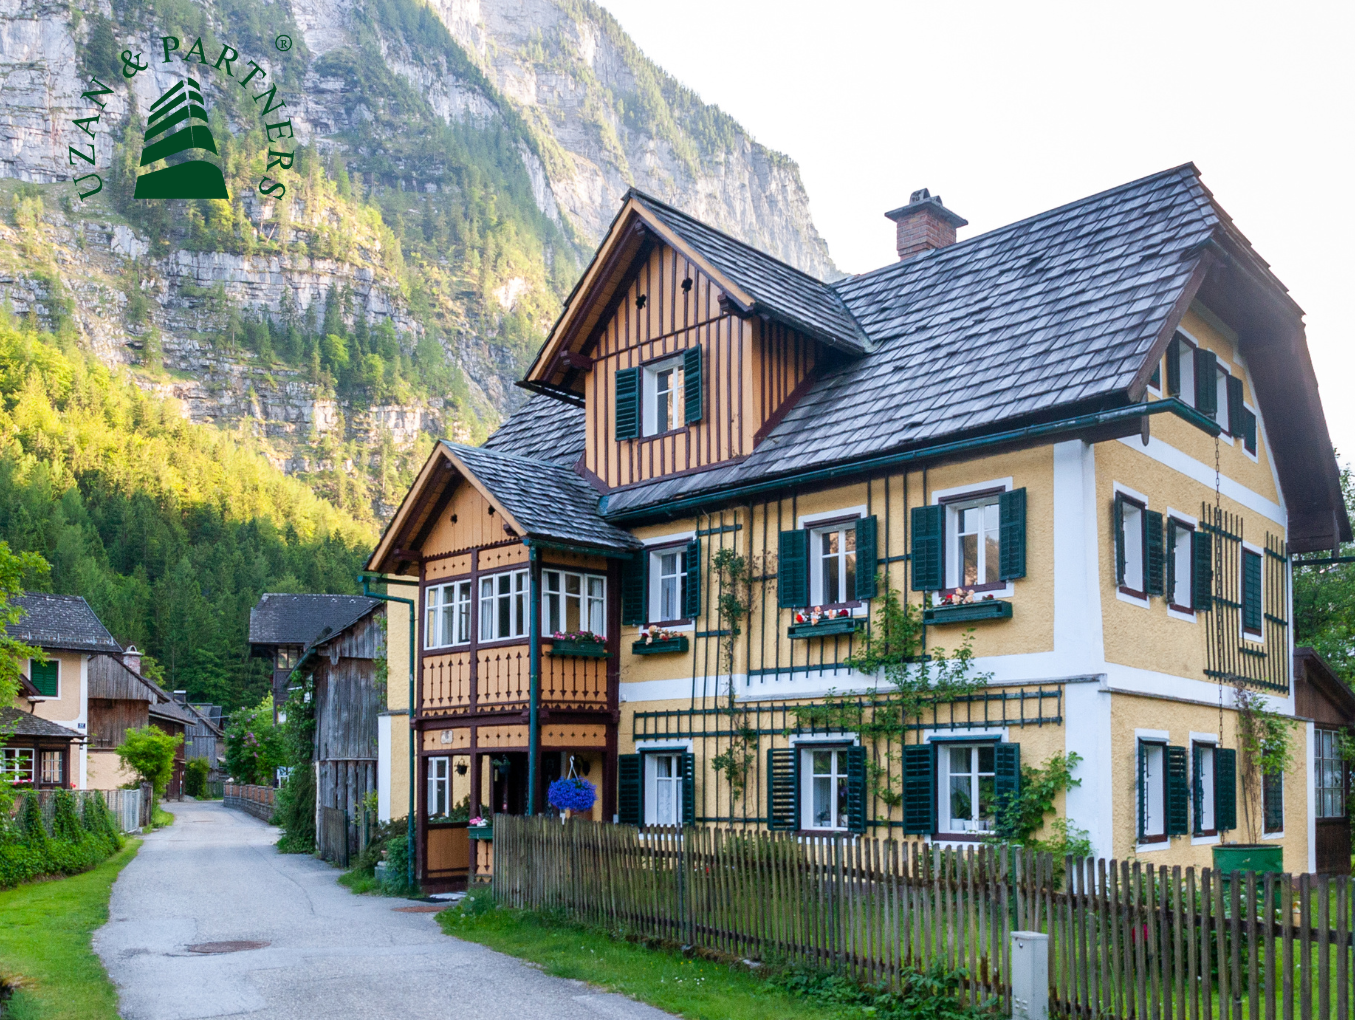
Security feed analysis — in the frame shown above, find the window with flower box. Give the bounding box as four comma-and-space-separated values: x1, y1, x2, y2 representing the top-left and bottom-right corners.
544, 570, 606, 637
1, 748, 34, 784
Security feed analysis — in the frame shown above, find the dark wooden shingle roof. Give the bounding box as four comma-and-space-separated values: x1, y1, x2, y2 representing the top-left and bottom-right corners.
6, 593, 122, 654
248, 594, 382, 650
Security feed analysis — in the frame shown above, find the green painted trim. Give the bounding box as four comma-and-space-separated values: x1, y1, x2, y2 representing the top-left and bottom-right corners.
923, 600, 1013, 625
603, 399, 1219, 524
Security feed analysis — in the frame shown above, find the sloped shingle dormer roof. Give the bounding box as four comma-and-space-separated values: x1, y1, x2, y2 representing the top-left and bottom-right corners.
6, 593, 122, 654
248, 594, 382, 653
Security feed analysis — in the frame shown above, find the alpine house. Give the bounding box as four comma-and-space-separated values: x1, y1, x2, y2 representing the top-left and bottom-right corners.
366, 165, 1347, 889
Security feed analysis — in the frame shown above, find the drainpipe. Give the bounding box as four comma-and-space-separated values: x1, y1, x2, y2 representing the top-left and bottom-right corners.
360, 573, 417, 890
525, 543, 541, 816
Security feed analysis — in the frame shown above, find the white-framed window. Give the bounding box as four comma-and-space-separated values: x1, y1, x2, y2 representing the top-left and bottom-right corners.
1139, 741, 1167, 842
1194, 742, 1216, 834
1316, 729, 1346, 819
642, 357, 685, 436
40, 750, 63, 785
425, 580, 473, 648
1168, 516, 1195, 612
801, 745, 851, 831
427, 756, 450, 818
1118, 495, 1146, 597
810, 521, 857, 605
939, 743, 997, 835
544, 569, 606, 636
0, 748, 34, 784
644, 752, 683, 826
946, 494, 1002, 591
480, 569, 528, 641
1174, 333, 1197, 407
1214, 364, 1231, 435
649, 546, 687, 623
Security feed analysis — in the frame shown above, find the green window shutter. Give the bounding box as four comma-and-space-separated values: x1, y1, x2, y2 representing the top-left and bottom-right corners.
993, 742, 1021, 836
1242, 409, 1257, 455
1166, 335, 1181, 396
614, 367, 641, 441
767, 748, 798, 831
854, 516, 878, 600
617, 754, 642, 826
1242, 549, 1262, 632
901, 744, 936, 834
910, 505, 945, 592
1263, 772, 1284, 833
998, 488, 1027, 581
846, 745, 868, 834
683, 539, 701, 620
29, 659, 57, 697
777, 529, 809, 608
1227, 375, 1245, 436
1215, 748, 1237, 831
1145, 510, 1165, 597
620, 551, 648, 626
1166, 519, 1179, 600
680, 752, 695, 825
1192, 530, 1213, 611
1194, 349, 1218, 416
682, 345, 703, 425
1166, 745, 1189, 836
1113, 497, 1126, 586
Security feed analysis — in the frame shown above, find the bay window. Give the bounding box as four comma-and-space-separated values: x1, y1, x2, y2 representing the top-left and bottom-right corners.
425, 580, 472, 648
544, 570, 606, 636
480, 569, 528, 642
1, 748, 34, 784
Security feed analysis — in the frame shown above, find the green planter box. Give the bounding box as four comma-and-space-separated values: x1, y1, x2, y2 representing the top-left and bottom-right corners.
549, 640, 608, 658
468, 826, 493, 840
1212, 843, 1283, 876
923, 600, 1013, 625
788, 618, 862, 639
632, 636, 689, 655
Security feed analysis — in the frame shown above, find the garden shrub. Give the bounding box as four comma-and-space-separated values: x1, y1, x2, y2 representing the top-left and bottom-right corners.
184, 758, 210, 798
381, 831, 416, 896
273, 763, 315, 853
772, 961, 997, 1020
0, 790, 124, 890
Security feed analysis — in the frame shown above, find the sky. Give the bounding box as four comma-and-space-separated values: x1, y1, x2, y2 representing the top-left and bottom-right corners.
598, 0, 1355, 462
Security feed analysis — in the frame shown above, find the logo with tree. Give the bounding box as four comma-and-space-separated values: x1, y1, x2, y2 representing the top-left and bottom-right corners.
133, 77, 228, 199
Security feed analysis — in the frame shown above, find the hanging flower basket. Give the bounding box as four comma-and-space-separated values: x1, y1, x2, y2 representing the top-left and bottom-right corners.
549, 631, 609, 657
547, 777, 597, 818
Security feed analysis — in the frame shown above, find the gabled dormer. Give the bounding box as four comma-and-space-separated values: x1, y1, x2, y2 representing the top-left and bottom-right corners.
523, 191, 868, 489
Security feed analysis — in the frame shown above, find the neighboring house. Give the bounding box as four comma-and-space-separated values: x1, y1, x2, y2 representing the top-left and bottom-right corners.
1293, 647, 1355, 874
285, 598, 384, 862
1, 672, 83, 789
248, 594, 386, 720
184, 700, 226, 775
367, 164, 1347, 886
5, 593, 125, 788
87, 646, 202, 799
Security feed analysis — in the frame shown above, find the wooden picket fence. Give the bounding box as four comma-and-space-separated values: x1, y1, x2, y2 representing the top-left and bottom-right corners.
491, 815, 1355, 1019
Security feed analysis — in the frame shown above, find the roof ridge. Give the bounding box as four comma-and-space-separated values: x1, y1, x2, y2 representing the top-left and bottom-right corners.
626, 187, 839, 291
834, 162, 1204, 290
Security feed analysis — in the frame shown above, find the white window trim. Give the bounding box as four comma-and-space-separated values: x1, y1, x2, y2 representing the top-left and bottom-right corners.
644, 749, 687, 827
0, 747, 35, 783
425, 579, 473, 650
26, 657, 58, 700
1173, 328, 1199, 411
1190, 736, 1218, 836
1240, 539, 1265, 645
796, 505, 868, 530
541, 568, 607, 638
647, 543, 691, 627
479, 568, 530, 642
808, 517, 862, 607
634, 741, 693, 828
1213, 361, 1236, 447
427, 755, 450, 818
1136, 738, 1169, 851
798, 743, 855, 833
1113, 482, 1150, 608
935, 741, 1001, 836
1165, 508, 1198, 623
641, 355, 685, 437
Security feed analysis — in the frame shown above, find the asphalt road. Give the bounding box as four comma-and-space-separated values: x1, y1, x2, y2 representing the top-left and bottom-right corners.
95, 799, 677, 1020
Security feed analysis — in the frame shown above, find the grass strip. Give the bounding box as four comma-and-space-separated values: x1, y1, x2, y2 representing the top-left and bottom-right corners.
0, 839, 140, 1020
439, 900, 867, 1020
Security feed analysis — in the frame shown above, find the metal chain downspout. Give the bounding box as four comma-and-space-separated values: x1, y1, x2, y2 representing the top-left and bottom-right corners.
360, 572, 417, 890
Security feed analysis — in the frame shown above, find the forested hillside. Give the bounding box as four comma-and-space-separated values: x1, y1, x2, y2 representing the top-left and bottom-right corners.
0, 319, 373, 709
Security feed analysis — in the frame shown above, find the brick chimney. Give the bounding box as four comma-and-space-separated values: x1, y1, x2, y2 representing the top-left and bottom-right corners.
123, 644, 142, 675
884, 189, 968, 260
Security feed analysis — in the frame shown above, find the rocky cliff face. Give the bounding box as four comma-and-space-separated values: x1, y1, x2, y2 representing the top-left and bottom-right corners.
0, 0, 836, 522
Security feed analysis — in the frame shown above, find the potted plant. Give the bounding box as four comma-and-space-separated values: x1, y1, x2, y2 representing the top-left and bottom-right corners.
1214, 684, 1292, 877
632, 625, 689, 655
788, 606, 862, 638
467, 815, 493, 839
549, 630, 609, 657
923, 588, 1011, 624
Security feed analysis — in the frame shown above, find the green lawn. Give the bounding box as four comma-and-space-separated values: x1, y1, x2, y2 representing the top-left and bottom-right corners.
440, 899, 886, 1020
0, 840, 140, 1020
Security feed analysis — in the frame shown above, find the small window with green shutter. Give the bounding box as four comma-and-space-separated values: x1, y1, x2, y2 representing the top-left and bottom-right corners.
1193, 348, 1219, 417
1113, 491, 1149, 600
617, 754, 642, 825
1241, 408, 1257, 456
615, 367, 641, 441
1241, 547, 1263, 638
910, 505, 944, 592
777, 529, 809, 608
1137, 740, 1168, 843
28, 658, 58, 697
928, 486, 1028, 594
1192, 742, 1218, 835
643, 541, 695, 624
1262, 770, 1284, 834
797, 743, 864, 832
936, 740, 1014, 836
638, 748, 692, 827
1166, 515, 1197, 613
767, 748, 799, 831
1215, 747, 1237, 831
805, 516, 865, 606
901, 744, 936, 834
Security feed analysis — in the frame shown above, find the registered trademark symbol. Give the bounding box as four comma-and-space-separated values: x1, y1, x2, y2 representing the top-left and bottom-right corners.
274, 34, 292, 52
